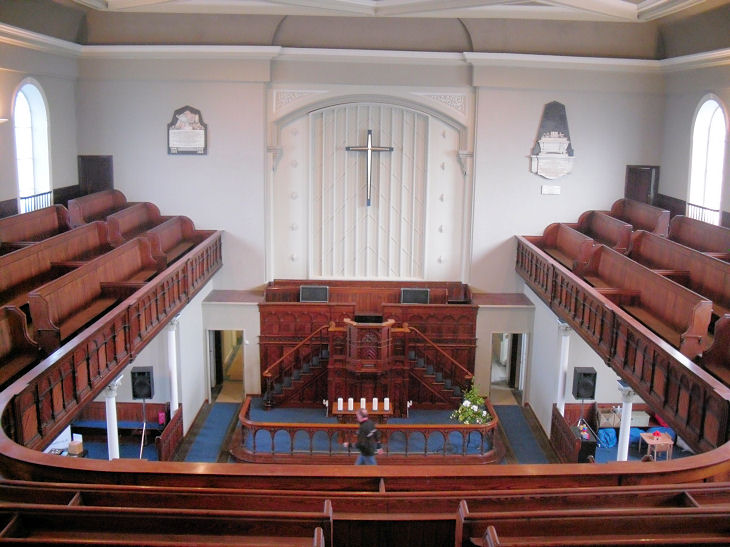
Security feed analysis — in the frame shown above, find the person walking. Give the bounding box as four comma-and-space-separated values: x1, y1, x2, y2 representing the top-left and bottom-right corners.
344, 408, 382, 465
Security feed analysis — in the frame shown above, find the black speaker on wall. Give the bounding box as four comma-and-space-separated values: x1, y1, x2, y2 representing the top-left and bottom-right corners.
131, 366, 154, 400
572, 366, 597, 400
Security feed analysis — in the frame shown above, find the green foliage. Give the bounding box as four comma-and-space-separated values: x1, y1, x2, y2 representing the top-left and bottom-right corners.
450, 384, 492, 425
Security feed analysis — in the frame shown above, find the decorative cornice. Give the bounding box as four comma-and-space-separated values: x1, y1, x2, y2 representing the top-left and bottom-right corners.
274, 89, 328, 112
0, 23, 81, 57
80, 44, 281, 60
412, 93, 467, 115
0, 21, 727, 75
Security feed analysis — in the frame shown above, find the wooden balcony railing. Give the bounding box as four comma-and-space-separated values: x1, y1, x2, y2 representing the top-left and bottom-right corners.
516, 236, 730, 453
1, 231, 222, 451
232, 397, 502, 464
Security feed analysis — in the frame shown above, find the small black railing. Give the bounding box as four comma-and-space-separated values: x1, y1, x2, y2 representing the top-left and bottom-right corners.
19, 190, 52, 213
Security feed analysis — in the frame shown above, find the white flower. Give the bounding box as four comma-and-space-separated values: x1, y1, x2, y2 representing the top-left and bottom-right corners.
482, 410, 487, 416
462, 400, 469, 407
471, 404, 478, 411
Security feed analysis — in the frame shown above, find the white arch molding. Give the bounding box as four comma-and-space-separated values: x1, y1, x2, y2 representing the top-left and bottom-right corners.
267, 96, 473, 282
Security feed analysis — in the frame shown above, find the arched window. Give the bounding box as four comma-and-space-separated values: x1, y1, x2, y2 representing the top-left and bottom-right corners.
13, 81, 51, 213
688, 97, 727, 225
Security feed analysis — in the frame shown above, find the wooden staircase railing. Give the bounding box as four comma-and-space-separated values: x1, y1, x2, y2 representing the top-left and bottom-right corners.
262, 323, 333, 408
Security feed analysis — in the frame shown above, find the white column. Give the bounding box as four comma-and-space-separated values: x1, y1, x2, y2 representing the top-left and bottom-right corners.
617, 380, 636, 462
167, 315, 181, 412
556, 323, 571, 415
104, 375, 123, 461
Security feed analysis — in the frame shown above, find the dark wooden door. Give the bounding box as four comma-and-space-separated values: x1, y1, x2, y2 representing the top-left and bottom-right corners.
78, 155, 114, 195
625, 165, 659, 204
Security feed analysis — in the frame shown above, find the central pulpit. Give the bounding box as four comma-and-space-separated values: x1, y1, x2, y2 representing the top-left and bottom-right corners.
259, 279, 477, 416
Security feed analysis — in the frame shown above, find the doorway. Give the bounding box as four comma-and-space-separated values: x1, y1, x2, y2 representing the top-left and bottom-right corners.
490, 333, 527, 405
207, 330, 244, 403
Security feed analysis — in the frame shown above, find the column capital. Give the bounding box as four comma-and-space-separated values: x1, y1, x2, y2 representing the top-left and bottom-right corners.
558, 322, 571, 335
104, 375, 124, 399
167, 314, 181, 330
617, 379, 636, 401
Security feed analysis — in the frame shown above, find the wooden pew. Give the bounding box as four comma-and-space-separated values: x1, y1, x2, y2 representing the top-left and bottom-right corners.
28, 238, 162, 353
608, 197, 670, 236
669, 215, 730, 261
701, 314, 730, 386
106, 202, 169, 247
574, 245, 713, 358
0, 307, 40, 388
0, 222, 113, 310
0, 205, 71, 254
144, 215, 214, 265
571, 210, 632, 253
0, 502, 333, 546
457, 501, 730, 546
629, 230, 730, 318
67, 189, 131, 227
523, 223, 595, 271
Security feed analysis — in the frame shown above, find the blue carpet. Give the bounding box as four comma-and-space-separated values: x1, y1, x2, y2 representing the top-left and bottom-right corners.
493, 405, 549, 464
184, 403, 240, 462
84, 440, 158, 461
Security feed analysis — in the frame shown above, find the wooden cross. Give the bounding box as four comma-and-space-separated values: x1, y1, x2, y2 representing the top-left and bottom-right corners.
346, 129, 393, 206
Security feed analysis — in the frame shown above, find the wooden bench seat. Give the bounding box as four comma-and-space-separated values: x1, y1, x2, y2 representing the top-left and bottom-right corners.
571, 210, 632, 253
574, 245, 713, 358
106, 202, 169, 247
608, 198, 670, 236
0, 205, 71, 255
629, 229, 730, 319
67, 189, 132, 226
143, 215, 213, 265
0, 307, 40, 388
669, 215, 730, 261
0, 222, 113, 311
28, 238, 163, 353
524, 223, 595, 271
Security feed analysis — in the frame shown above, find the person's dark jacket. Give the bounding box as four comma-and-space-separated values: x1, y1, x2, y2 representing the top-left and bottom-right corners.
356, 418, 381, 456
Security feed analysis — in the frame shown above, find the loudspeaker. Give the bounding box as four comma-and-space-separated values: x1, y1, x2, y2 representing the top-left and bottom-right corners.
572, 366, 597, 400
131, 367, 154, 400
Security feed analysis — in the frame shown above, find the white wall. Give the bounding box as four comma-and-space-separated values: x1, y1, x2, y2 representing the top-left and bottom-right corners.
0, 37, 79, 202
75, 57, 271, 290
470, 64, 665, 292
660, 64, 730, 210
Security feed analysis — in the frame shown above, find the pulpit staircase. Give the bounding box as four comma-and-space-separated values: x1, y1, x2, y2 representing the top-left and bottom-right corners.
262, 323, 470, 411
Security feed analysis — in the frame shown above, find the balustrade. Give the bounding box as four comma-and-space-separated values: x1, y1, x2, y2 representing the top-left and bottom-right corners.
516, 235, 730, 452
3, 232, 221, 451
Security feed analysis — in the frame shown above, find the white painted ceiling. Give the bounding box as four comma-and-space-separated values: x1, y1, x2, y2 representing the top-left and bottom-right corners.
68, 0, 709, 21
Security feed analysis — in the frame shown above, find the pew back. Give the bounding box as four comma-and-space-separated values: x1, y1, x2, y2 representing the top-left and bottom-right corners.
669, 215, 730, 259
0, 222, 112, 309
0, 307, 39, 387
28, 238, 160, 352
67, 189, 130, 226
574, 210, 632, 253
630, 230, 730, 317
144, 215, 209, 263
0, 205, 71, 252
526, 223, 595, 270
579, 245, 712, 357
106, 202, 165, 246
609, 198, 670, 235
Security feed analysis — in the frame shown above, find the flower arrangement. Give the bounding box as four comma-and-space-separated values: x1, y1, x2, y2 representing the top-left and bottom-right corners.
450, 384, 492, 425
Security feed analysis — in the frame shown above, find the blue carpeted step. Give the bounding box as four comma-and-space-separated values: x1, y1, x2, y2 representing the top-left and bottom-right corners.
311, 356, 320, 367
283, 377, 292, 388
416, 358, 425, 368
426, 364, 434, 375
444, 378, 452, 389
452, 386, 462, 397
273, 383, 282, 394
408, 350, 417, 360
292, 369, 301, 380
435, 371, 443, 382
321, 348, 329, 359
302, 362, 310, 373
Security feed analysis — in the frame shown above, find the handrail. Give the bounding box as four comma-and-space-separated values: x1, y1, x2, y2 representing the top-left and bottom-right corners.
233, 396, 501, 463
262, 323, 332, 379
406, 325, 473, 382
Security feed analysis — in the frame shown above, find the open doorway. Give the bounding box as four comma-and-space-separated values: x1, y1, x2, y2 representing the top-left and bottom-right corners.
207, 330, 244, 403
490, 333, 527, 406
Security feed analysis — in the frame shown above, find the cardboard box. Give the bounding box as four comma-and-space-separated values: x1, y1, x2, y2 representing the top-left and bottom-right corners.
630, 410, 651, 427
599, 409, 621, 428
